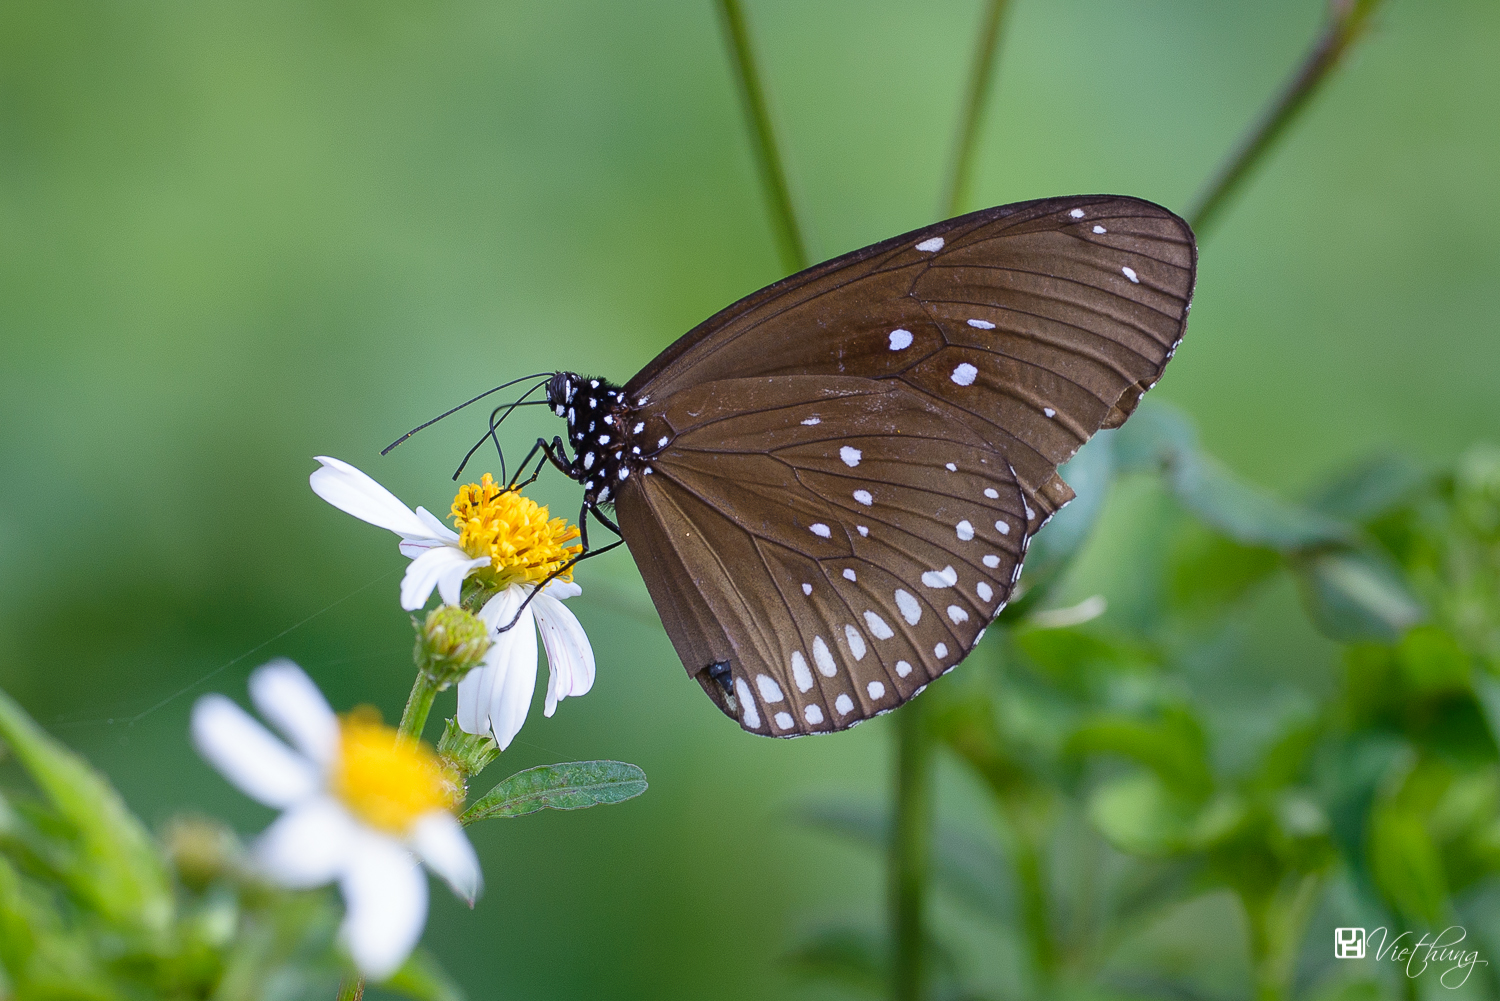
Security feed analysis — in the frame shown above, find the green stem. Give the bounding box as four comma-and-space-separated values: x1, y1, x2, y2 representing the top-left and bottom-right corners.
1007, 817, 1056, 985
942, 0, 1010, 218
1187, 0, 1385, 239
715, 0, 808, 274
398, 671, 440, 741
335, 976, 364, 1001
890, 697, 932, 1001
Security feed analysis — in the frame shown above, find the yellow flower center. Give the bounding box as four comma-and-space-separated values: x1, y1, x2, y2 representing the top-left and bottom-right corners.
450, 474, 582, 591
330, 709, 457, 833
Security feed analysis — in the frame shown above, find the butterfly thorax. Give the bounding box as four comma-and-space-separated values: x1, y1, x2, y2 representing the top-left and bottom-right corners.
546, 371, 667, 506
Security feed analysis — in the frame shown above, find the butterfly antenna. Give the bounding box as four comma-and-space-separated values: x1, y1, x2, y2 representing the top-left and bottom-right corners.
382, 372, 553, 455
451, 377, 552, 481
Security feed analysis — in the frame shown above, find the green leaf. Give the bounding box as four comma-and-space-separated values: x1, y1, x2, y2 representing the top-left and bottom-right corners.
1395, 626, 1471, 695
1017, 432, 1116, 602
1087, 772, 1194, 856
784, 927, 887, 995
1067, 708, 1213, 801
1294, 549, 1424, 641
1369, 803, 1448, 924
1307, 453, 1429, 523
383, 947, 465, 1001
0, 687, 171, 935
1475, 672, 1500, 752
461, 760, 647, 824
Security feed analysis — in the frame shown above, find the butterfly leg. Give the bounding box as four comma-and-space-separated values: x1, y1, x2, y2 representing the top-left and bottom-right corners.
504, 436, 572, 491
485, 496, 624, 635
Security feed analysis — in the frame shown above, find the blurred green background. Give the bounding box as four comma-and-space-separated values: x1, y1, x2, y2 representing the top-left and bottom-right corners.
1, 1, 1498, 998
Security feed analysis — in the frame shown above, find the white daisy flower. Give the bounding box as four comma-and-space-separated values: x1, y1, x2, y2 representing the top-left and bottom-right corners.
310, 457, 596, 749
192, 660, 481, 979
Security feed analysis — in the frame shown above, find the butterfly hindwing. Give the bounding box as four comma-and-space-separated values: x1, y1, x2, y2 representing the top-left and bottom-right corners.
615, 377, 1028, 735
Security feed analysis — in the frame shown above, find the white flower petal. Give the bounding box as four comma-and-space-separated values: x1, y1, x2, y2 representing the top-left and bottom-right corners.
310, 456, 438, 541
532, 592, 595, 717
192, 694, 319, 808
247, 660, 339, 768
253, 796, 357, 888
400, 546, 487, 611
541, 579, 582, 601
410, 811, 482, 905
414, 506, 459, 542
454, 660, 486, 736
398, 538, 448, 559
339, 830, 428, 980
477, 590, 538, 750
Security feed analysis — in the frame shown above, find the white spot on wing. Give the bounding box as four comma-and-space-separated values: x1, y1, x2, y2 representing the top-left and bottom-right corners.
1069, 208, 1085, 219
996, 520, 1010, 535
867, 681, 886, 700
921, 565, 958, 589
853, 489, 873, 506
840, 446, 862, 467
844, 625, 867, 661
810, 523, 832, 539
801, 583, 812, 596
856, 525, 869, 537
951, 363, 978, 386
897, 660, 912, 677
915, 236, 944, 252
983, 555, 1000, 568
984, 487, 999, 499
1093, 225, 1107, 234
843, 568, 857, 581
835, 693, 855, 716
888, 328, 913, 350
967, 318, 996, 330
801, 417, 821, 425
1044, 408, 1056, 418
774, 711, 794, 730
1122, 266, 1139, 283
804, 703, 824, 725
863, 611, 894, 639
956, 520, 974, 541
947, 604, 970, 624
945, 462, 957, 471
633, 422, 645, 434
657, 436, 669, 448
756, 674, 784, 704
791, 652, 813, 692
894, 589, 921, 625
977, 582, 993, 602
813, 637, 837, 677
735, 678, 760, 729
934, 642, 949, 658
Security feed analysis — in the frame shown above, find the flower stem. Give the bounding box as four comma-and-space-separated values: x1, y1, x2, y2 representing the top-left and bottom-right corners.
715, 0, 808, 275
399, 671, 441, 741
335, 976, 364, 1001
941, 0, 1010, 218
1187, 0, 1385, 239
889, 697, 932, 1001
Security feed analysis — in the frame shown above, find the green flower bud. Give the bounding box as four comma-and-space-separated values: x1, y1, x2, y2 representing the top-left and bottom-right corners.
414, 606, 491, 688
163, 814, 242, 891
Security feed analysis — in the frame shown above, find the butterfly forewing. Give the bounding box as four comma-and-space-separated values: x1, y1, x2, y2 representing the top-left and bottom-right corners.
594, 194, 1194, 735
615, 378, 1028, 735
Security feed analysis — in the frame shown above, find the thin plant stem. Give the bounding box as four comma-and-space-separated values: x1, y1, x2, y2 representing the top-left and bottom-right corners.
398, 671, 441, 740
942, 0, 1010, 218
1188, 0, 1385, 239
335, 976, 364, 1001
715, 0, 809, 274
890, 698, 932, 1001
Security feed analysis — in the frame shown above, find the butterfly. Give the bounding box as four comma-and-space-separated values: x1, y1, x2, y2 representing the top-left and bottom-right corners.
503, 196, 1195, 737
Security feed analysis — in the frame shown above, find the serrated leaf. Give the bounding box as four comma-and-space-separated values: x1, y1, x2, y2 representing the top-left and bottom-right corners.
461, 760, 647, 823
1294, 549, 1424, 641
0, 687, 170, 935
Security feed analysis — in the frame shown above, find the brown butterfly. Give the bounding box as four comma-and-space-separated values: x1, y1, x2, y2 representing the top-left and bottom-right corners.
508, 195, 1194, 736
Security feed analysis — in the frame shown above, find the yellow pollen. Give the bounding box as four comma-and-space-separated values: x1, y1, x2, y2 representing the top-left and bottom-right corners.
450, 475, 582, 590
331, 709, 457, 833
